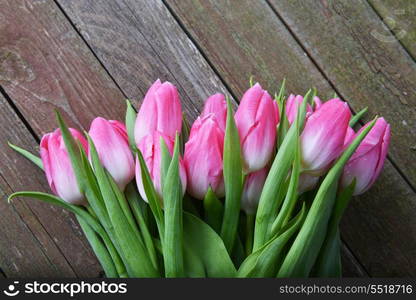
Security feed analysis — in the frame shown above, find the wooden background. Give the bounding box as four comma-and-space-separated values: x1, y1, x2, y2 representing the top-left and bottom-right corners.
0, 0, 415, 277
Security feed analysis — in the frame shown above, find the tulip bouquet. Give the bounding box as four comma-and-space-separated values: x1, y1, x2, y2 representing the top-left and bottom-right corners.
8, 79, 390, 278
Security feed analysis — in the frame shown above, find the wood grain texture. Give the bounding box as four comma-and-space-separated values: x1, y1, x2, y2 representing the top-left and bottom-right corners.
0, 93, 100, 277
0, 0, 131, 277
268, 0, 416, 189
0, 0, 125, 135
57, 0, 364, 276
369, 0, 416, 60
340, 243, 369, 277
57, 0, 229, 122
164, 0, 416, 276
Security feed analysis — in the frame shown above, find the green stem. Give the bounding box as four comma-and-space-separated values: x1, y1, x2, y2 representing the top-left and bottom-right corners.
125, 183, 160, 273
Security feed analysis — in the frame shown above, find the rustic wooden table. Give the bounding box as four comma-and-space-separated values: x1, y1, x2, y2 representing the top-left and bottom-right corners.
0, 0, 415, 278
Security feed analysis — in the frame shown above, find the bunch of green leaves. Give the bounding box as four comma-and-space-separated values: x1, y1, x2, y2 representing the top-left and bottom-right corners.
8, 79, 374, 278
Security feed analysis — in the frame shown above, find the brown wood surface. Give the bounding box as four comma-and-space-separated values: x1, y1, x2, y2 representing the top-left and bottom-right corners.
55, 0, 230, 122
164, 0, 416, 276
0, 0, 125, 135
0, 0, 128, 277
0, 0, 414, 277
369, 0, 416, 60
267, 0, 416, 189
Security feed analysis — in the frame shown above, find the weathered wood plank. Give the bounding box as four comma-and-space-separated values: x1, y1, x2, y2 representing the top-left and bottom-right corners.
164, 0, 416, 276
56, 0, 229, 122
57, 0, 364, 276
268, 0, 416, 189
0, 0, 127, 277
341, 159, 416, 277
0, 0, 125, 135
340, 243, 369, 277
369, 0, 416, 60
0, 93, 100, 277
1, 175, 62, 278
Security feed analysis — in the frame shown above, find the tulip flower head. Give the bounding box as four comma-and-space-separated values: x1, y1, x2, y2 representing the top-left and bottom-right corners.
341, 118, 390, 195
286, 94, 313, 124
200, 93, 227, 132
241, 168, 268, 214
136, 132, 187, 202
89, 117, 135, 190
184, 94, 226, 199
40, 128, 87, 205
235, 83, 279, 173
134, 79, 182, 145
343, 126, 356, 148
300, 98, 351, 175
285, 94, 323, 124
313, 96, 323, 110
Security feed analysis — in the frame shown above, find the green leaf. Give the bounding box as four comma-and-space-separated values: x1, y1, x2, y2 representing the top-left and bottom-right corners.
220, 96, 243, 252
160, 137, 172, 194
8, 142, 43, 170
78, 144, 128, 278
238, 203, 306, 277
125, 99, 138, 152
312, 179, 356, 277
78, 146, 112, 231
137, 150, 165, 237
313, 228, 342, 277
203, 187, 223, 233
87, 133, 158, 277
8, 191, 127, 277
249, 75, 254, 87
253, 90, 311, 251
277, 118, 377, 277
163, 134, 184, 277
183, 212, 236, 277
76, 215, 118, 278
183, 242, 206, 277
276, 100, 290, 150
349, 107, 368, 127
55, 111, 86, 193
125, 183, 159, 272
276, 77, 286, 105
311, 87, 317, 102
106, 171, 146, 248
271, 130, 301, 234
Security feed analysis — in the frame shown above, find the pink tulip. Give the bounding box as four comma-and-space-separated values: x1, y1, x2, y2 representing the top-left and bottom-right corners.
285, 94, 323, 124
200, 93, 227, 132
134, 79, 182, 145
40, 128, 87, 205
241, 168, 268, 214
341, 118, 390, 195
184, 96, 226, 199
286, 94, 313, 124
136, 132, 187, 202
343, 126, 355, 147
89, 117, 135, 190
235, 83, 279, 172
313, 96, 323, 110
301, 98, 351, 175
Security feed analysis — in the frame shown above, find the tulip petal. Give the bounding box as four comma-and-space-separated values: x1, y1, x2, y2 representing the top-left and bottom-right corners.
301, 99, 351, 175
